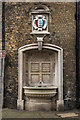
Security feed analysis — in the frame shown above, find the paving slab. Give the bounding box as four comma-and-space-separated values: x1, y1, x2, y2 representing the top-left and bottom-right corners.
2, 108, 80, 119
57, 112, 79, 118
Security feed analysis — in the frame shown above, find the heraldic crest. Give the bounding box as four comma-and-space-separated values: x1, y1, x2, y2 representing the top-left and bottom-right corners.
33, 15, 47, 31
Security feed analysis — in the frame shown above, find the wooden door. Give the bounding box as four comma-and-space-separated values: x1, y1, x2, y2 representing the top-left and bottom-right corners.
26, 49, 55, 86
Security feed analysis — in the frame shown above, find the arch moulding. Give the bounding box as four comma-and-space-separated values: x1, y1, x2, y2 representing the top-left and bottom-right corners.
17, 43, 64, 111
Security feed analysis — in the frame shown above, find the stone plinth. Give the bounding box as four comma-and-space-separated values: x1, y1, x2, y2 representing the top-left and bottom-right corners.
23, 86, 57, 111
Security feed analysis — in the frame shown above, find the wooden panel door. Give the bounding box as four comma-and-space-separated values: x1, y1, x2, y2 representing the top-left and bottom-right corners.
27, 50, 55, 86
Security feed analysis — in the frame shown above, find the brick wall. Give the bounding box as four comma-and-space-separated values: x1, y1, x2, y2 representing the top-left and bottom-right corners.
4, 2, 76, 109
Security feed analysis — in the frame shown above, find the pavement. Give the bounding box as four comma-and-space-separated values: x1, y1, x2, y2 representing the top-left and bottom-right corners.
2, 108, 80, 119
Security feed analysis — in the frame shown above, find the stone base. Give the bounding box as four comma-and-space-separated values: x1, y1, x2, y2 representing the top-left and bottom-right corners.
57, 100, 64, 111
17, 99, 24, 110
23, 86, 57, 111
25, 98, 56, 111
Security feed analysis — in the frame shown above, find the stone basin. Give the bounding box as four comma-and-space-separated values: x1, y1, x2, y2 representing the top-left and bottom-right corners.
23, 86, 58, 111
23, 86, 57, 98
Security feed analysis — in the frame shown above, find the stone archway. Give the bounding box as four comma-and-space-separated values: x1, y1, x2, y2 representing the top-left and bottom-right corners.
17, 43, 64, 111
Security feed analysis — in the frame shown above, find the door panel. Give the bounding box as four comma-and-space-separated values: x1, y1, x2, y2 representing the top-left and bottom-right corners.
27, 50, 55, 86
42, 63, 51, 72
31, 63, 40, 72
31, 74, 40, 83
42, 74, 50, 83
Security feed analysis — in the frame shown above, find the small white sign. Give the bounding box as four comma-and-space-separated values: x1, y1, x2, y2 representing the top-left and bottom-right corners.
0, 50, 5, 58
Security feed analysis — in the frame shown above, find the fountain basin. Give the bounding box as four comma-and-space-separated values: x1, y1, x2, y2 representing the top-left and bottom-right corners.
23, 86, 57, 98
23, 86, 57, 111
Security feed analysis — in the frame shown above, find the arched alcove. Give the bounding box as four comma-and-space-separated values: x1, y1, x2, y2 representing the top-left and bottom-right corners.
17, 43, 64, 111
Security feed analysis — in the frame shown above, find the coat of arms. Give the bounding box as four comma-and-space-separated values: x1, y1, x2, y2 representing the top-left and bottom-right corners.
33, 15, 47, 31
